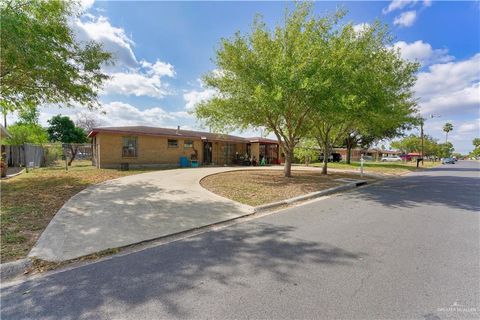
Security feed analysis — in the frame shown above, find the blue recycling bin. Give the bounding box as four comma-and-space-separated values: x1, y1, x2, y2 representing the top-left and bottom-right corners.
179, 156, 189, 168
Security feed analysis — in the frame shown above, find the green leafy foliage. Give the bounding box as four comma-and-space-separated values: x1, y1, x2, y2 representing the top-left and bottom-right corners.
309, 20, 419, 174
294, 139, 319, 166
469, 138, 480, 158
47, 115, 87, 144
0, 0, 113, 110
194, 3, 418, 176
4, 123, 49, 145
442, 122, 453, 143
391, 134, 454, 159
47, 115, 87, 165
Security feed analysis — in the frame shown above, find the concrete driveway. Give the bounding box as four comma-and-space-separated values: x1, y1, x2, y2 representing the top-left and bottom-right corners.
29, 167, 255, 262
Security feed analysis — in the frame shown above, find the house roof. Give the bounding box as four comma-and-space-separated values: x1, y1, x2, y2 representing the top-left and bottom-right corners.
87, 126, 278, 144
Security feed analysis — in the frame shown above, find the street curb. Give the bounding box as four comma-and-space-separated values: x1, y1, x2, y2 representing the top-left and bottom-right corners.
0, 258, 32, 280
254, 180, 368, 213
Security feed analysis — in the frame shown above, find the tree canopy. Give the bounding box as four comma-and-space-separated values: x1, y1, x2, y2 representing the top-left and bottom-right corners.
390, 134, 454, 159
442, 122, 453, 143
47, 115, 87, 165
0, 0, 113, 113
470, 138, 480, 158
47, 115, 87, 144
194, 3, 418, 176
3, 103, 48, 145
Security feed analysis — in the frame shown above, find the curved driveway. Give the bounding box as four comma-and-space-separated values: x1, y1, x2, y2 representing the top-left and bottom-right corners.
29, 167, 256, 262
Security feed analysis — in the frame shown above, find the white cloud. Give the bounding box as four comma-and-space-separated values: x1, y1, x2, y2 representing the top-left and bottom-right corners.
103, 73, 172, 99
423, 118, 480, 154
183, 88, 217, 110
24, 102, 193, 128
394, 10, 417, 27
353, 23, 370, 34
457, 119, 480, 134
393, 40, 454, 66
415, 53, 480, 100
103, 59, 176, 99
411, 53, 480, 153
420, 83, 480, 116
94, 102, 176, 126
78, 0, 95, 11
140, 60, 176, 78
383, 0, 431, 14
73, 15, 138, 69
383, 0, 417, 14
71, 11, 178, 100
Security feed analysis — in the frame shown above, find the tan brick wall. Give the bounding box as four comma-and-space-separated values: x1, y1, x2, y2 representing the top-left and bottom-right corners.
251, 143, 260, 161
96, 133, 204, 168
94, 132, 279, 168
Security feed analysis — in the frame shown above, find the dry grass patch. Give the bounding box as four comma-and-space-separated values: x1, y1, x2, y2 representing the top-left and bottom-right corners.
0, 161, 153, 262
201, 169, 372, 206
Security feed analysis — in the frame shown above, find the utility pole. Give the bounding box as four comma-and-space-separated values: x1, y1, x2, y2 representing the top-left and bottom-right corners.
419, 113, 441, 167
420, 119, 424, 166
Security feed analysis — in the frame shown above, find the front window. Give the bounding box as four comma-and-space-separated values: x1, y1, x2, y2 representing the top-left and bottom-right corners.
122, 136, 137, 157
184, 140, 193, 148
168, 139, 178, 148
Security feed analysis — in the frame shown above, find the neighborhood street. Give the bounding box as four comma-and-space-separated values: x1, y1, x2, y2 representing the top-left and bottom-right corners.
1, 161, 479, 319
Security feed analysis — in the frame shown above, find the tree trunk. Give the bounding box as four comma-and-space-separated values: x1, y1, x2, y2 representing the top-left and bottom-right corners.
322, 153, 328, 175
68, 145, 78, 166
3, 112, 6, 128
346, 143, 352, 164
284, 150, 292, 177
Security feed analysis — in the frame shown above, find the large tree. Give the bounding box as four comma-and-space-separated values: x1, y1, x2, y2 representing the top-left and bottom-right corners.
443, 122, 453, 144
0, 0, 113, 115
309, 21, 418, 174
194, 4, 345, 177
47, 115, 87, 165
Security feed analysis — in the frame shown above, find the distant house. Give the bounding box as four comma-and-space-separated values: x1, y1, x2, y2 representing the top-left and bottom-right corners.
88, 126, 282, 169
333, 147, 401, 162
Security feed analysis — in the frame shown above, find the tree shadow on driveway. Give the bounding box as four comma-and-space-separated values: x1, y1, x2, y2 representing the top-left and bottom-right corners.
30, 180, 254, 262
1, 221, 365, 319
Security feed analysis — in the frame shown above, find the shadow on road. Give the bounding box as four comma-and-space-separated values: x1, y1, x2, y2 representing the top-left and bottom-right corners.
350, 175, 480, 212
1, 222, 365, 318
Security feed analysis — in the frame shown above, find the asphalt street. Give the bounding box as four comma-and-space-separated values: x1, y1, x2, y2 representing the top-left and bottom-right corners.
1, 161, 479, 319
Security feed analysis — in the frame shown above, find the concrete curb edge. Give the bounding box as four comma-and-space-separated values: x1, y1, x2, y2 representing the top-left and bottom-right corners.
254, 180, 368, 213
1, 258, 32, 281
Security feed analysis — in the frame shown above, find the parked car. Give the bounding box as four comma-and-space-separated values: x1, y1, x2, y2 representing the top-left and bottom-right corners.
318, 152, 342, 162
400, 154, 412, 161
442, 157, 455, 164
381, 156, 402, 162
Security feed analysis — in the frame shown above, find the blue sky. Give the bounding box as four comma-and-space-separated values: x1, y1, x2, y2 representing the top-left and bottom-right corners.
25, 0, 480, 154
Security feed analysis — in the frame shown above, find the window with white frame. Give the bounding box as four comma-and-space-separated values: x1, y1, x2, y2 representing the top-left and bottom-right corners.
122, 136, 137, 157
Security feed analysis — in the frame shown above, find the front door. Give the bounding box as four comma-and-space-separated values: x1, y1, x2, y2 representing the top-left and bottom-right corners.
203, 142, 212, 164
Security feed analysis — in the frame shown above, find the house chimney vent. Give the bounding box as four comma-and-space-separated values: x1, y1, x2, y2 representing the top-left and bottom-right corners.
176, 125, 180, 134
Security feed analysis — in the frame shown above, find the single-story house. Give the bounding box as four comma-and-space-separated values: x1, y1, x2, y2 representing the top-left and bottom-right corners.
333, 147, 401, 161
88, 126, 282, 169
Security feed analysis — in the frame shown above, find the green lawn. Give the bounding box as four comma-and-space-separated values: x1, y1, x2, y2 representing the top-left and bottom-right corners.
310, 160, 441, 175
